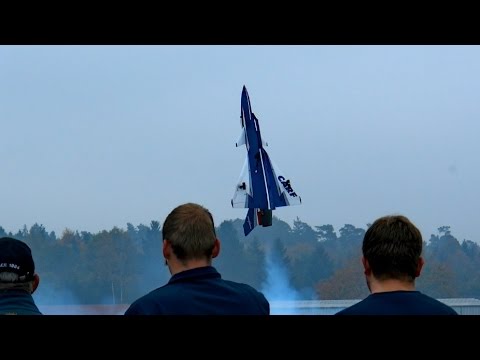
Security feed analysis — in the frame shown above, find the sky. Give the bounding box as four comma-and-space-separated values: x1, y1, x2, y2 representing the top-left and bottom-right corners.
1, 45, 479, 243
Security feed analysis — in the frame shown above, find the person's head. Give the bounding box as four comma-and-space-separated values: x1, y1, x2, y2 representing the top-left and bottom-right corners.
0, 237, 40, 294
361, 215, 424, 291
162, 203, 220, 274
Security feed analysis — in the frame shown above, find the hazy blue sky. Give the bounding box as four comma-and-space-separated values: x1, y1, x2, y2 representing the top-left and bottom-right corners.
1, 45, 479, 243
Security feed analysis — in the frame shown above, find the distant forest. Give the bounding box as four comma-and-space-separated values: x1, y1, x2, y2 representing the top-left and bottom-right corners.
1, 217, 479, 305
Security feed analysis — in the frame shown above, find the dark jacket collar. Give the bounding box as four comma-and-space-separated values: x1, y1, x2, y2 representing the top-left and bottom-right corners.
168, 266, 221, 284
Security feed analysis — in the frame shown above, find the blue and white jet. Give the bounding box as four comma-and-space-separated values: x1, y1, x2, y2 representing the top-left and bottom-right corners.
231, 85, 302, 236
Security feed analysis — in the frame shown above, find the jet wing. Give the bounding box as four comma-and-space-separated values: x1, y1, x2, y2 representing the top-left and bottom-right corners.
231, 156, 252, 208
231, 149, 301, 209
267, 153, 302, 207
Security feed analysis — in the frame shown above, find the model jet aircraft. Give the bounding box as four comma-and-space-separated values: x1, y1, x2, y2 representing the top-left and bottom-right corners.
231, 85, 302, 236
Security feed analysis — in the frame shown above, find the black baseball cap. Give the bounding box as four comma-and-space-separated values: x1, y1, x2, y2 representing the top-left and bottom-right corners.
0, 237, 35, 282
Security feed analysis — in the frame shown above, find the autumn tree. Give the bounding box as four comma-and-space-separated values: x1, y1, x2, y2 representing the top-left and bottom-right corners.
316, 255, 369, 300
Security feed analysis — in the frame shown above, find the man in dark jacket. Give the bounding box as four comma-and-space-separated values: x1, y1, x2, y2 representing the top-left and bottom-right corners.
335, 215, 457, 315
0, 237, 42, 315
125, 202, 270, 315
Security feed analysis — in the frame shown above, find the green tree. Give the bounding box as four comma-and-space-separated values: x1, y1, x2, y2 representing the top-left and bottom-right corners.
133, 221, 168, 294
243, 236, 267, 290
322, 224, 365, 270
215, 220, 248, 283
85, 227, 140, 304
291, 242, 334, 297
291, 217, 317, 245
0, 226, 8, 237
424, 227, 473, 297
315, 224, 338, 242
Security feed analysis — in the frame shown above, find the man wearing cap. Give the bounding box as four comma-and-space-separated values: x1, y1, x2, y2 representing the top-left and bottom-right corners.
0, 237, 42, 315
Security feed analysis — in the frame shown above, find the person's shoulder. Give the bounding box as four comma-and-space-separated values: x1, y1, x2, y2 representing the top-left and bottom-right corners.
334, 299, 366, 315
222, 280, 270, 311
223, 279, 265, 294
416, 292, 459, 315
334, 308, 350, 315
124, 285, 171, 315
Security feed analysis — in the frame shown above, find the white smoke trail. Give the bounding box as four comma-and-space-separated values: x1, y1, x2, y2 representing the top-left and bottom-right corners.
261, 247, 302, 315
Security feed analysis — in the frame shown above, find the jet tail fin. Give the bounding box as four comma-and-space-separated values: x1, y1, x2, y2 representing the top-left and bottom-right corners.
243, 208, 257, 236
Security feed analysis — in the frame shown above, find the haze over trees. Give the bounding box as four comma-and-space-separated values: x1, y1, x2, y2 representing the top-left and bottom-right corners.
0, 217, 478, 305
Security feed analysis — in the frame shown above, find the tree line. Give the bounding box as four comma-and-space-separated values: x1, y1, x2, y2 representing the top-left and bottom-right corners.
1, 217, 478, 305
